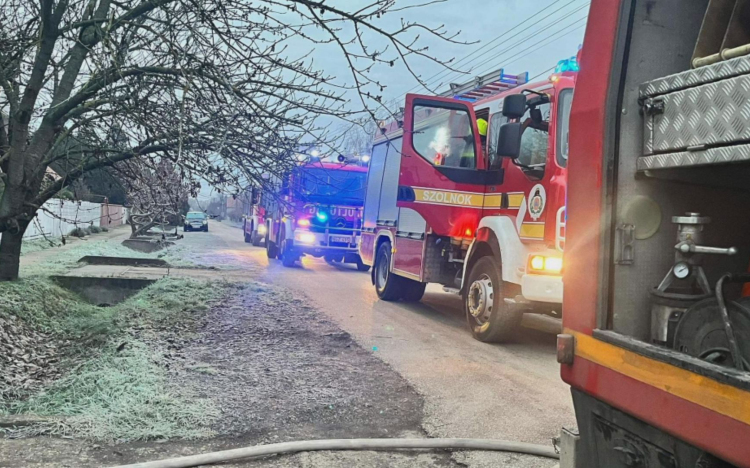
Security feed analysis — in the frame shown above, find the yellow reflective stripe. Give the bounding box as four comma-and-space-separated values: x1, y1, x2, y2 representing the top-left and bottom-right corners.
409, 188, 526, 211
569, 329, 750, 425
412, 188, 484, 208
507, 193, 524, 209
483, 194, 503, 209
520, 223, 545, 239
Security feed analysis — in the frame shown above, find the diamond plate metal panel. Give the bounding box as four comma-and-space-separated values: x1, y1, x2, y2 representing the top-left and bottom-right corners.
640, 55, 750, 98
646, 74, 750, 154
637, 144, 750, 170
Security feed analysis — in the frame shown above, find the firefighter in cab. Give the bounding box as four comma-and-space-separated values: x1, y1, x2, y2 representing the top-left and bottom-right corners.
433, 117, 487, 167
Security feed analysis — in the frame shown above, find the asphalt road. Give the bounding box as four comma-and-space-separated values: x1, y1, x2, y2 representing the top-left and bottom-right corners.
182, 220, 575, 468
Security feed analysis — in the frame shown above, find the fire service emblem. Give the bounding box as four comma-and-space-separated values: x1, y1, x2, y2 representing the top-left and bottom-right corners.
528, 184, 547, 221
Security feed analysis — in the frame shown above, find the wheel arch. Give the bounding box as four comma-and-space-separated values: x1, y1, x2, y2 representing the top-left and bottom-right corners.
462, 216, 530, 291
371, 230, 395, 284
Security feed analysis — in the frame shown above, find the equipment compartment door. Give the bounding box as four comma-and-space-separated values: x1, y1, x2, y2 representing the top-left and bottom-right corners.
398, 94, 487, 239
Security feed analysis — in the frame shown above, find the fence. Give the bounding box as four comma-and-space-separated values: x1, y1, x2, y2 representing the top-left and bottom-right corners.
1, 199, 128, 241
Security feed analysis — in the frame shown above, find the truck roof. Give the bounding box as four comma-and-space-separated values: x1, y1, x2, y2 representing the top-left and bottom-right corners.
473, 71, 577, 107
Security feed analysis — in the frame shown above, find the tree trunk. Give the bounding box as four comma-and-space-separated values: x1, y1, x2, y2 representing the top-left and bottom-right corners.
0, 223, 28, 281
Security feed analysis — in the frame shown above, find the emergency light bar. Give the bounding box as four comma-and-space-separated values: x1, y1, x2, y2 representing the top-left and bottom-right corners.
554, 56, 580, 73
442, 68, 529, 102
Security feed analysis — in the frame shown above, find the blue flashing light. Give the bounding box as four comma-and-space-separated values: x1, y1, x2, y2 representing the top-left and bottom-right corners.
316, 211, 328, 222
555, 56, 580, 73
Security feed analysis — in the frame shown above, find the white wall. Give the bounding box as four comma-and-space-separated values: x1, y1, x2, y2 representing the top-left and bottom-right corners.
0, 199, 127, 242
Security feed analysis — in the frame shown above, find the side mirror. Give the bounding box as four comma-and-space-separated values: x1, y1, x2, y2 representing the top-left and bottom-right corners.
502, 94, 526, 119
496, 122, 523, 160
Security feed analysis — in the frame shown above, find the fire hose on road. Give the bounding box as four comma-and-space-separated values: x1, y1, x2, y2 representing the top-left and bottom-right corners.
110, 437, 560, 468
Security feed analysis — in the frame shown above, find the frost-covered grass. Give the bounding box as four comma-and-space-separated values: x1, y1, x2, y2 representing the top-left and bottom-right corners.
20, 237, 60, 255
11, 341, 218, 442
21, 235, 196, 277
0, 277, 239, 441
0, 276, 231, 341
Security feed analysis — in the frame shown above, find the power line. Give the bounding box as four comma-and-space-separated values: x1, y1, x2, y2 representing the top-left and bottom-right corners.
401, 0, 573, 95
320, 4, 590, 145
406, 0, 588, 96
425, 4, 589, 94
468, 16, 588, 80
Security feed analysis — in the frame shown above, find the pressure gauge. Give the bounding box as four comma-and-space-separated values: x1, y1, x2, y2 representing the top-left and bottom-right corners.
673, 261, 691, 280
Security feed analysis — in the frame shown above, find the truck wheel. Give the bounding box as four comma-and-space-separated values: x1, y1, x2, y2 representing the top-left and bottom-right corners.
251, 232, 263, 247
374, 242, 402, 301
356, 256, 371, 272
266, 239, 278, 259
244, 232, 252, 243
281, 240, 298, 267
464, 256, 521, 343
401, 281, 426, 302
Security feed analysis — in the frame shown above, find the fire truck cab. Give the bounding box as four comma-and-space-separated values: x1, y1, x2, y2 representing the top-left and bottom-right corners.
360, 67, 577, 342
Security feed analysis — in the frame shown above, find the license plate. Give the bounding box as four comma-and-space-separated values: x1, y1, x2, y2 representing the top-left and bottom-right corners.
330, 235, 351, 244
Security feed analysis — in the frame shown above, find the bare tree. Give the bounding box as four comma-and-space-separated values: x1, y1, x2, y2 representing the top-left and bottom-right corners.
120, 158, 191, 238
0, 0, 463, 280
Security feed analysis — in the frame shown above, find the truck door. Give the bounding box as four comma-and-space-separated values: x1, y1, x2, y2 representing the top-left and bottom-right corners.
484, 89, 563, 247
397, 94, 488, 240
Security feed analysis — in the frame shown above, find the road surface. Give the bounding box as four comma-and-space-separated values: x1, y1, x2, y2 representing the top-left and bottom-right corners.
183, 220, 575, 467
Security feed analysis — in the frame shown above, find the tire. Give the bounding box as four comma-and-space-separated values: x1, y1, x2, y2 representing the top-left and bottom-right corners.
203, 226, 208, 232
400, 281, 426, 302
266, 239, 278, 259
374, 242, 403, 301
184, 227, 189, 232
251, 232, 263, 247
244, 232, 252, 243
281, 240, 298, 267
355, 256, 371, 272
464, 256, 521, 343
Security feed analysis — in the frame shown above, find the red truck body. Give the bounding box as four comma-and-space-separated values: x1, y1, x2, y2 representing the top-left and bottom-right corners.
561, 1, 750, 466
361, 68, 576, 341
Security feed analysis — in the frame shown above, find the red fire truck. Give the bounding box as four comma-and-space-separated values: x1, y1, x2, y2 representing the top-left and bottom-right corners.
360, 66, 576, 342
559, 1, 750, 467
264, 161, 369, 270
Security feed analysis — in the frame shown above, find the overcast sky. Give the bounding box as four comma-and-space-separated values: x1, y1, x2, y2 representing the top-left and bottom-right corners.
200, 0, 589, 199
306, 0, 589, 134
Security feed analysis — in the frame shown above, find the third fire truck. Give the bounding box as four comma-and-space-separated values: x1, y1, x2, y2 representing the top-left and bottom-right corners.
360, 64, 577, 342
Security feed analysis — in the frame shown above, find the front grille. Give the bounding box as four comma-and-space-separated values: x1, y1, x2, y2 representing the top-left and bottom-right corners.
309, 218, 360, 236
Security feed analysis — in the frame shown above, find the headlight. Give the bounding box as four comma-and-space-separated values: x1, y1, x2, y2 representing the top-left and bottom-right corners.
295, 232, 316, 244
202, 220, 208, 225
257, 224, 267, 234
297, 218, 311, 228
528, 255, 563, 275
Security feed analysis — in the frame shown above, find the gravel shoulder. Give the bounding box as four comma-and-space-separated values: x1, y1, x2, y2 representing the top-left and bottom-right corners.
1, 273, 459, 467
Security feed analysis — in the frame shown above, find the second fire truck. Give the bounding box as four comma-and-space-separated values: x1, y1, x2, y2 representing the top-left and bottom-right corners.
360, 65, 577, 342
264, 160, 369, 270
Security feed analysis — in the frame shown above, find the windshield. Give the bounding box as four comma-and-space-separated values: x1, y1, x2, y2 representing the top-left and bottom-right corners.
186, 212, 206, 219
295, 167, 366, 204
